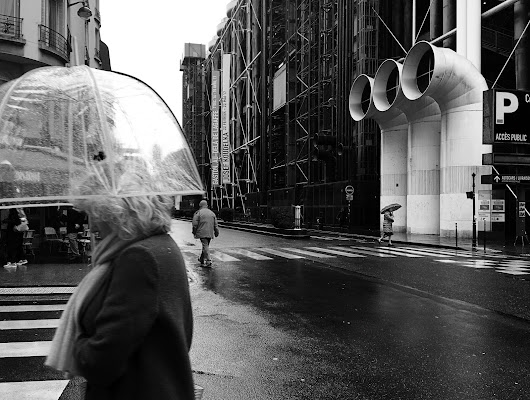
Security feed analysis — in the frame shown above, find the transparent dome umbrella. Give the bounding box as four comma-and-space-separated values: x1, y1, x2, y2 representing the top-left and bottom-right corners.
0, 66, 204, 207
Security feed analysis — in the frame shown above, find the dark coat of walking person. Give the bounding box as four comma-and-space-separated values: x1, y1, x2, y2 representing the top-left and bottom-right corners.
192, 200, 219, 268
45, 161, 195, 400
378, 210, 394, 246
59, 206, 86, 262
4, 208, 27, 267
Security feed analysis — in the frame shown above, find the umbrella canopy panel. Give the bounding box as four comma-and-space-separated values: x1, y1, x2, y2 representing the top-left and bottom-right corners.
380, 203, 402, 214
0, 66, 204, 207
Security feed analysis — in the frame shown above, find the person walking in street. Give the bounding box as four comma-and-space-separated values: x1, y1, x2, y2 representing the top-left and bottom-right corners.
3, 208, 28, 268
378, 210, 394, 246
45, 160, 195, 400
192, 200, 219, 268
60, 206, 86, 262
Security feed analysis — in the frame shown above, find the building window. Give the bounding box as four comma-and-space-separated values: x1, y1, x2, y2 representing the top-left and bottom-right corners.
43, 0, 65, 36
0, 0, 22, 39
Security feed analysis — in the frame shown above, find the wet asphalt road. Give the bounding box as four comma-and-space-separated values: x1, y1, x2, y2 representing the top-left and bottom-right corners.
171, 221, 530, 399
1, 220, 530, 399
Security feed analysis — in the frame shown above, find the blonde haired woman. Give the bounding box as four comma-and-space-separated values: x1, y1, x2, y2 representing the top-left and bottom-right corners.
46, 160, 195, 400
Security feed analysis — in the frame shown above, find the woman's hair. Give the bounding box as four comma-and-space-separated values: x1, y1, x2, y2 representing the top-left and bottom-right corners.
73, 159, 173, 241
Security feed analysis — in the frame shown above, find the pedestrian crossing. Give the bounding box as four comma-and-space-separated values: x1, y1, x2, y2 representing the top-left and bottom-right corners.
179, 244, 530, 276
0, 301, 70, 399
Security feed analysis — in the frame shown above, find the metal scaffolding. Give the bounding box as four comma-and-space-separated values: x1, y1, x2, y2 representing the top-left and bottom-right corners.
205, 0, 262, 214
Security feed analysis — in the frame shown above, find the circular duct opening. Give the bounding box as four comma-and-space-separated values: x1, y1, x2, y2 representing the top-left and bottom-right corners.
402, 41, 435, 100
349, 74, 373, 120
373, 60, 401, 111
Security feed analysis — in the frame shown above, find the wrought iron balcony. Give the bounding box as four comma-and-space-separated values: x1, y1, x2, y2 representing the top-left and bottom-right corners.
0, 13, 23, 40
39, 25, 69, 61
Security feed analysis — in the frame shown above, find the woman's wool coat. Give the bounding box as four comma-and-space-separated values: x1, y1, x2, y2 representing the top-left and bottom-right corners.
74, 234, 195, 400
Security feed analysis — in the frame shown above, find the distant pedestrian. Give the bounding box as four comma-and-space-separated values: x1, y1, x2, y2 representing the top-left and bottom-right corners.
4, 208, 28, 268
378, 210, 394, 246
192, 200, 219, 268
60, 206, 86, 262
336, 208, 347, 228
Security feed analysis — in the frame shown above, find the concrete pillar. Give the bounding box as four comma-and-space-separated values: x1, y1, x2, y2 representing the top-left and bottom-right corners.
405, 98, 441, 234
515, 0, 530, 90
430, 0, 443, 40
443, 0, 456, 49
466, 0, 482, 71
456, 0, 467, 57
381, 124, 409, 233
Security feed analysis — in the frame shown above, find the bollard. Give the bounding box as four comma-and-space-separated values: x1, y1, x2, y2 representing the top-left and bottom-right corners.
294, 205, 301, 230
483, 218, 486, 252
455, 223, 458, 248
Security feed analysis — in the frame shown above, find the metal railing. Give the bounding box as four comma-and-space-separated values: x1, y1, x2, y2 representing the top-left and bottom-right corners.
0, 13, 23, 39
482, 26, 513, 58
38, 25, 69, 60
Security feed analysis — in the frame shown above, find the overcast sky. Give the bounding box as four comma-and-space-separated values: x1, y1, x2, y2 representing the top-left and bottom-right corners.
99, 1, 228, 121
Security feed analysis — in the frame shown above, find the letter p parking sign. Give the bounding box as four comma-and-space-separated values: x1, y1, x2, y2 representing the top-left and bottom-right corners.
496, 92, 519, 124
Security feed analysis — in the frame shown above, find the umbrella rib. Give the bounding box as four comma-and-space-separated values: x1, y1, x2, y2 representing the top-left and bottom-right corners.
84, 66, 116, 194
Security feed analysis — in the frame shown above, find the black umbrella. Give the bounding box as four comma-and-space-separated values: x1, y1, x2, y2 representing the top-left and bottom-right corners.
380, 203, 401, 214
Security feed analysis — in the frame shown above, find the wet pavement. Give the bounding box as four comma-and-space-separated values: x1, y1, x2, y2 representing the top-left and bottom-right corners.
1, 220, 530, 399
190, 256, 530, 399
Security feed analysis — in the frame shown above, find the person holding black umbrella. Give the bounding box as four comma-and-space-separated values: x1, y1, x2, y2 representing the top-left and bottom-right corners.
377, 203, 400, 246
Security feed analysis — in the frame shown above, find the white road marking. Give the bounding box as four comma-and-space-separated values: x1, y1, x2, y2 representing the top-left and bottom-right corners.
225, 248, 273, 260
337, 246, 396, 257
0, 380, 69, 400
0, 287, 76, 295
0, 304, 66, 313
209, 251, 240, 262
0, 341, 51, 358
258, 248, 304, 259
305, 247, 365, 257
0, 319, 59, 330
281, 248, 335, 258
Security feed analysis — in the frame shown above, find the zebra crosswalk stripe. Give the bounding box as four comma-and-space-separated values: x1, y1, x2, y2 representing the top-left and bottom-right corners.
281, 248, 335, 258
0, 319, 59, 330
258, 248, 304, 259
0, 304, 66, 313
224, 248, 273, 260
0, 341, 51, 358
305, 247, 366, 258
375, 248, 423, 258
385, 247, 454, 257
0, 380, 69, 400
398, 246, 473, 258
209, 250, 239, 262
333, 246, 396, 257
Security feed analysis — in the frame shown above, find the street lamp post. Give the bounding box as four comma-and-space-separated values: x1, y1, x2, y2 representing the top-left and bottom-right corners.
472, 172, 477, 247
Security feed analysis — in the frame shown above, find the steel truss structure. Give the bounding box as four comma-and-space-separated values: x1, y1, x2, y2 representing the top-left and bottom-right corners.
205, 0, 263, 213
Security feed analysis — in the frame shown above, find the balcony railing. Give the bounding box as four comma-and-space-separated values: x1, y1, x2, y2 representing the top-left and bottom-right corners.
39, 24, 69, 61
0, 13, 23, 39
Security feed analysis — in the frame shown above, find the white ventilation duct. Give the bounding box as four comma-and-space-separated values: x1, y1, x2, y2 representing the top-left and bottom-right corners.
349, 74, 408, 233
373, 60, 441, 235
372, 62, 440, 234
402, 40, 491, 237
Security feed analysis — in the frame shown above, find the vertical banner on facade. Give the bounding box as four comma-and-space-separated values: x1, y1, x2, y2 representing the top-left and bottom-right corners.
210, 70, 220, 186
221, 54, 231, 184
